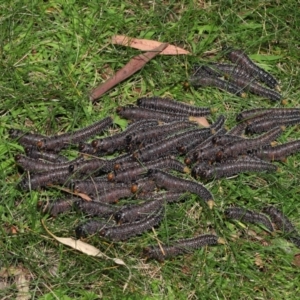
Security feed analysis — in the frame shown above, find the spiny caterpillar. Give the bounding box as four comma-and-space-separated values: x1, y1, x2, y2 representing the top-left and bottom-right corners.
136, 97, 211, 116
143, 234, 222, 262
37, 116, 113, 151
98, 207, 164, 241
226, 76, 281, 101
116, 106, 192, 123
74, 200, 117, 217
192, 158, 277, 180
262, 206, 300, 248
224, 207, 273, 232
225, 48, 279, 89
189, 75, 247, 98
147, 169, 214, 208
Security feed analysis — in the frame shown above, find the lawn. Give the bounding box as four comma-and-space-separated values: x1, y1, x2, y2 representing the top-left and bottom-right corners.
1, 0, 300, 299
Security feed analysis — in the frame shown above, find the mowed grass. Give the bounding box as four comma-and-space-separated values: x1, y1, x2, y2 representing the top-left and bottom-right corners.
1, 0, 300, 299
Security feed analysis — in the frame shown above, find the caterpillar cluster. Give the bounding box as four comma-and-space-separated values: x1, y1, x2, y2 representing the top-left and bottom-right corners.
190, 48, 282, 101
10, 96, 300, 261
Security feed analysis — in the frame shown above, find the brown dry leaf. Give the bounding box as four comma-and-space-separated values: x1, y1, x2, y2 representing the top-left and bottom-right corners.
293, 253, 300, 267
247, 229, 264, 241
42, 219, 105, 257
15, 273, 30, 300
112, 35, 191, 55
0, 267, 31, 300
51, 185, 92, 201
189, 116, 210, 127
74, 192, 92, 201
11, 225, 18, 234
90, 43, 169, 101
254, 253, 264, 269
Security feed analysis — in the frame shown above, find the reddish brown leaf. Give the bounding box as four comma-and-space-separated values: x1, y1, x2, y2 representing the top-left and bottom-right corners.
90, 43, 169, 101
111, 35, 190, 55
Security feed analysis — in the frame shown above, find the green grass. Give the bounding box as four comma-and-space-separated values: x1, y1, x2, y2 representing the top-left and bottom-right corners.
1, 0, 300, 299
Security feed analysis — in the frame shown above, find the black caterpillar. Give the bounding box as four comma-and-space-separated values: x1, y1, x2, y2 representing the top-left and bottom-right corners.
192, 158, 278, 180
147, 169, 214, 207
143, 234, 221, 262
37, 116, 113, 151
262, 206, 300, 248
224, 207, 273, 232
98, 207, 164, 241
189, 75, 247, 98
225, 48, 279, 89
136, 97, 211, 116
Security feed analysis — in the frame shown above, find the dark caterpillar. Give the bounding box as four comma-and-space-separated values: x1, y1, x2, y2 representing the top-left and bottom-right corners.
98, 207, 163, 241
70, 158, 109, 176
195, 63, 256, 80
254, 140, 300, 162
15, 154, 84, 173
9, 129, 46, 147
37, 116, 113, 151
91, 119, 160, 155
192, 145, 223, 164
104, 153, 136, 172
210, 115, 226, 134
236, 108, 300, 122
74, 200, 117, 217
109, 158, 189, 183
192, 158, 278, 180
130, 178, 157, 194
147, 169, 214, 208
262, 206, 296, 233
115, 191, 190, 224
177, 116, 226, 154
246, 117, 300, 134
224, 207, 273, 232
218, 126, 283, 161
212, 134, 245, 147
262, 206, 300, 248
225, 48, 279, 89
143, 234, 221, 262
75, 220, 108, 239
25, 146, 69, 163
71, 178, 126, 196
78, 142, 97, 155
113, 160, 144, 172
138, 191, 190, 203
116, 106, 192, 123
114, 199, 164, 224
125, 121, 197, 152
38, 197, 80, 217
189, 75, 247, 98
92, 186, 134, 204
184, 127, 227, 165
133, 127, 211, 162
19, 168, 73, 190
226, 122, 248, 136
226, 76, 282, 101
136, 97, 211, 117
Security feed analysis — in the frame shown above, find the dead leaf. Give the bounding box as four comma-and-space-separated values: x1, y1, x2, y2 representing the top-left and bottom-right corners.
112, 35, 190, 55
0, 267, 31, 300
293, 253, 300, 267
41, 220, 132, 291
42, 219, 105, 257
11, 225, 18, 234
74, 192, 92, 201
15, 273, 30, 300
90, 43, 169, 101
50, 185, 92, 201
254, 253, 264, 268
189, 116, 210, 127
